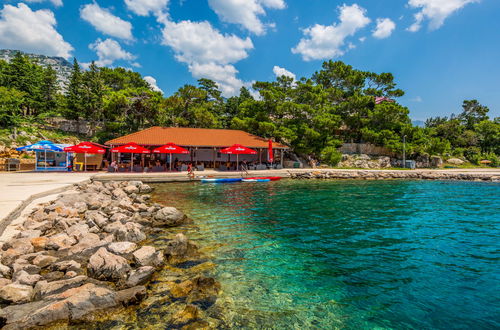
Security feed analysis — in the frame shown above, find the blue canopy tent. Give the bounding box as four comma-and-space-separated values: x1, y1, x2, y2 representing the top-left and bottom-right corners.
16, 141, 72, 171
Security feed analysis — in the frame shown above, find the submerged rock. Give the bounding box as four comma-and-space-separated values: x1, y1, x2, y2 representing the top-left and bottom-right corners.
153, 207, 185, 227
108, 241, 137, 255
133, 246, 164, 267
126, 266, 155, 287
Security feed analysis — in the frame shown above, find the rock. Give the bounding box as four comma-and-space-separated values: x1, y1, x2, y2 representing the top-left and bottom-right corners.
13, 270, 42, 286
43, 271, 65, 282
3, 238, 34, 255
133, 246, 164, 267
104, 221, 146, 242
12, 261, 40, 275
430, 156, 443, 168
66, 224, 90, 240
0, 263, 11, 277
32, 255, 58, 268
73, 201, 88, 213
112, 188, 127, 199
447, 158, 465, 165
51, 260, 81, 273
0, 278, 11, 288
165, 233, 189, 257
153, 207, 186, 227
123, 185, 139, 194
30, 237, 49, 251
66, 233, 109, 257
108, 242, 137, 255
34, 275, 88, 299
87, 247, 131, 281
171, 305, 200, 326
18, 230, 42, 239
139, 184, 153, 193
47, 233, 77, 250
115, 285, 147, 306
65, 271, 78, 278
118, 200, 138, 212
126, 266, 155, 287
110, 212, 128, 223
0, 283, 33, 303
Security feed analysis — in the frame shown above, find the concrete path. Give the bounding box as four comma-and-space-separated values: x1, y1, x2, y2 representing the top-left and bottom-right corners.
0, 172, 94, 224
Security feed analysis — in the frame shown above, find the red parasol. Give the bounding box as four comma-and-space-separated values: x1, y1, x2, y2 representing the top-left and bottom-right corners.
152, 143, 190, 171
64, 142, 106, 171
111, 143, 150, 171
111, 143, 150, 154
220, 144, 257, 171
268, 139, 274, 164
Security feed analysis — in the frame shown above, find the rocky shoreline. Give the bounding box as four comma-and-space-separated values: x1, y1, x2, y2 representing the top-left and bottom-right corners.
290, 170, 500, 181
0, 180, 222, 329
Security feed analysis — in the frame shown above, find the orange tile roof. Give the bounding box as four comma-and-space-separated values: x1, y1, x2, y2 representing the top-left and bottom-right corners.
105, 127, 289, 149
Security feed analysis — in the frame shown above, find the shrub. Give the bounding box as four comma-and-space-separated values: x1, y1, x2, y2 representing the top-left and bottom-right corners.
320, 146, 342, 166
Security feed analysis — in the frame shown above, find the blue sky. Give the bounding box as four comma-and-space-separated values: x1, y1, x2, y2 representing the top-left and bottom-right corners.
0, 0, 499, 120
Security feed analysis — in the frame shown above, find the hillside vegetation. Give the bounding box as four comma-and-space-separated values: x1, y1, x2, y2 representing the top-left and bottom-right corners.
0, 51, 498, 166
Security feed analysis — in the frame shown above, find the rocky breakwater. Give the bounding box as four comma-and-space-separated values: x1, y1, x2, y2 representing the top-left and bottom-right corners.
0, 180, 220, 329
290, 170, 500, 181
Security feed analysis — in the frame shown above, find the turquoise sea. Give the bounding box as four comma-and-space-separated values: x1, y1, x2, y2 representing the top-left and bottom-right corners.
153, 180, 500, 329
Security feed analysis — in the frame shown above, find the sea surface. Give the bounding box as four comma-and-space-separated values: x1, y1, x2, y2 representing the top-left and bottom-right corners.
152, 180, 500, 329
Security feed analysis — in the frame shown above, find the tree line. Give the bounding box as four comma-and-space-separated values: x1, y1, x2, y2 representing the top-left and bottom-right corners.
0, 52, 498, 165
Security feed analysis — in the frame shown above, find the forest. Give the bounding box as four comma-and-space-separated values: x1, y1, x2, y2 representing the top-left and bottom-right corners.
0, 52, 498, 166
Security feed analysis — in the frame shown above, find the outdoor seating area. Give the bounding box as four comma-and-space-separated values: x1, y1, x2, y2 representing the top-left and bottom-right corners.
14, 127, 290, 173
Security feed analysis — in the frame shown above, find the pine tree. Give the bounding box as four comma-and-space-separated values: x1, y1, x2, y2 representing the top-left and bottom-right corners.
65, 58, 84, 120
39, 65, 59, 115
82, 61, 104, 122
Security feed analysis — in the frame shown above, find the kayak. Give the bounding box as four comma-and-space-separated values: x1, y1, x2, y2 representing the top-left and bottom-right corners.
201, 178, 242, 183
242, 179, 271, 182
245, 176, 282, 181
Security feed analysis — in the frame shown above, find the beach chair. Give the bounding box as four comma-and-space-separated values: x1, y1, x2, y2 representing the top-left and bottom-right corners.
197, 165, 205, 171
133, 165, 143, 172
180, 164, 188, 172
118, 167, 128, 172
275, 164, 283, 169
218, 165, 227, 171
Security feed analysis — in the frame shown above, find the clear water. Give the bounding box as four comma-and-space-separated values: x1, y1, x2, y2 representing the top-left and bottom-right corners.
152, 180, 500, 329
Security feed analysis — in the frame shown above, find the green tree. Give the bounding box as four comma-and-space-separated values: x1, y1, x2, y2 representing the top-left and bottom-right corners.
65, 58, 84, 120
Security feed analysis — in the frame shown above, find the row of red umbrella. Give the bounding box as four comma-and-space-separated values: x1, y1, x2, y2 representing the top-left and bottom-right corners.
64, 142, 263, 171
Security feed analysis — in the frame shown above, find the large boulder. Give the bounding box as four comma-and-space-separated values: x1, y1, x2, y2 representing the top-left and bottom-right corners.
0, 283, 34, 304
85, 210, 109, 228
87, 248, 131, 281
132, 246, 164, 267
32, 255, 58, 268
34, 275, 88, 299
447, 158, 465, 165
153, 207, 186, 227
46, 233, 77, 250
126, 266, 155, 287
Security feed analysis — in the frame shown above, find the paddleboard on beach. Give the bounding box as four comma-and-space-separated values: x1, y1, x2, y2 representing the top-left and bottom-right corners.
242, 179, 271, 182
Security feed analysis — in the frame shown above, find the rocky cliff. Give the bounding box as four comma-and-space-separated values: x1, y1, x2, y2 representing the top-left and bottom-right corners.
0, 49, 72, 91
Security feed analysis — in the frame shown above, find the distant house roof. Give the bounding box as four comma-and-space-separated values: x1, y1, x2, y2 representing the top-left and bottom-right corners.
105, 127, 289, 149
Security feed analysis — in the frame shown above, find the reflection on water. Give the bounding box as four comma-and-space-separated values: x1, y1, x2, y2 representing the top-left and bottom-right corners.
153, 180, 500, 329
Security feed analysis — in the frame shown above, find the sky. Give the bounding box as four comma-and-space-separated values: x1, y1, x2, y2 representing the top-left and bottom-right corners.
0, 0, 499, 120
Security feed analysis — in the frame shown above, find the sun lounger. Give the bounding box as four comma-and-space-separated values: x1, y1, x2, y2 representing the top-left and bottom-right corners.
133, 165, 143, 172
180, 164, 188, 171
218, 165, 227, 171
196, 165, 205, 171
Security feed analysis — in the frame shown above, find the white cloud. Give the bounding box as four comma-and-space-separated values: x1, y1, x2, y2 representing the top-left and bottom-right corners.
0, 3, 73, 58
410, 96, 423, 102
124, 0, 169, 16
407, 0, 478, 32
208, 0, 285, 35
89, 38, 136, 66
144, 76, 163, 93
160, 19, 253, 96
292, 4, 370, 61
25, 0, 63, 7
372, 18, 396, 39
273, 65, 295, 80
80, 3, 133, 41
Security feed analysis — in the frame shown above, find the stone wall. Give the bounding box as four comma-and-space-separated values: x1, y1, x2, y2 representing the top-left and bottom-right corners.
339, 143, 394, 157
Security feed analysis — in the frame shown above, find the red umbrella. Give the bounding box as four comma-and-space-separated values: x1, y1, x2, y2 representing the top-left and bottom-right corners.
220, 144, 257, 171
111, 143, 150, 171
64, 142, 106, 171
152, 143, 189, 171
268, 139, 274, 164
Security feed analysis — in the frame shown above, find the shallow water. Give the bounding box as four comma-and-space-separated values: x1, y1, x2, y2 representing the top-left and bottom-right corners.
152, 180, 500, 329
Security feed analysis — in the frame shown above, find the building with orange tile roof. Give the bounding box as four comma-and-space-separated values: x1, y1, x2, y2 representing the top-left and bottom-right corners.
105, 127, 288, 169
